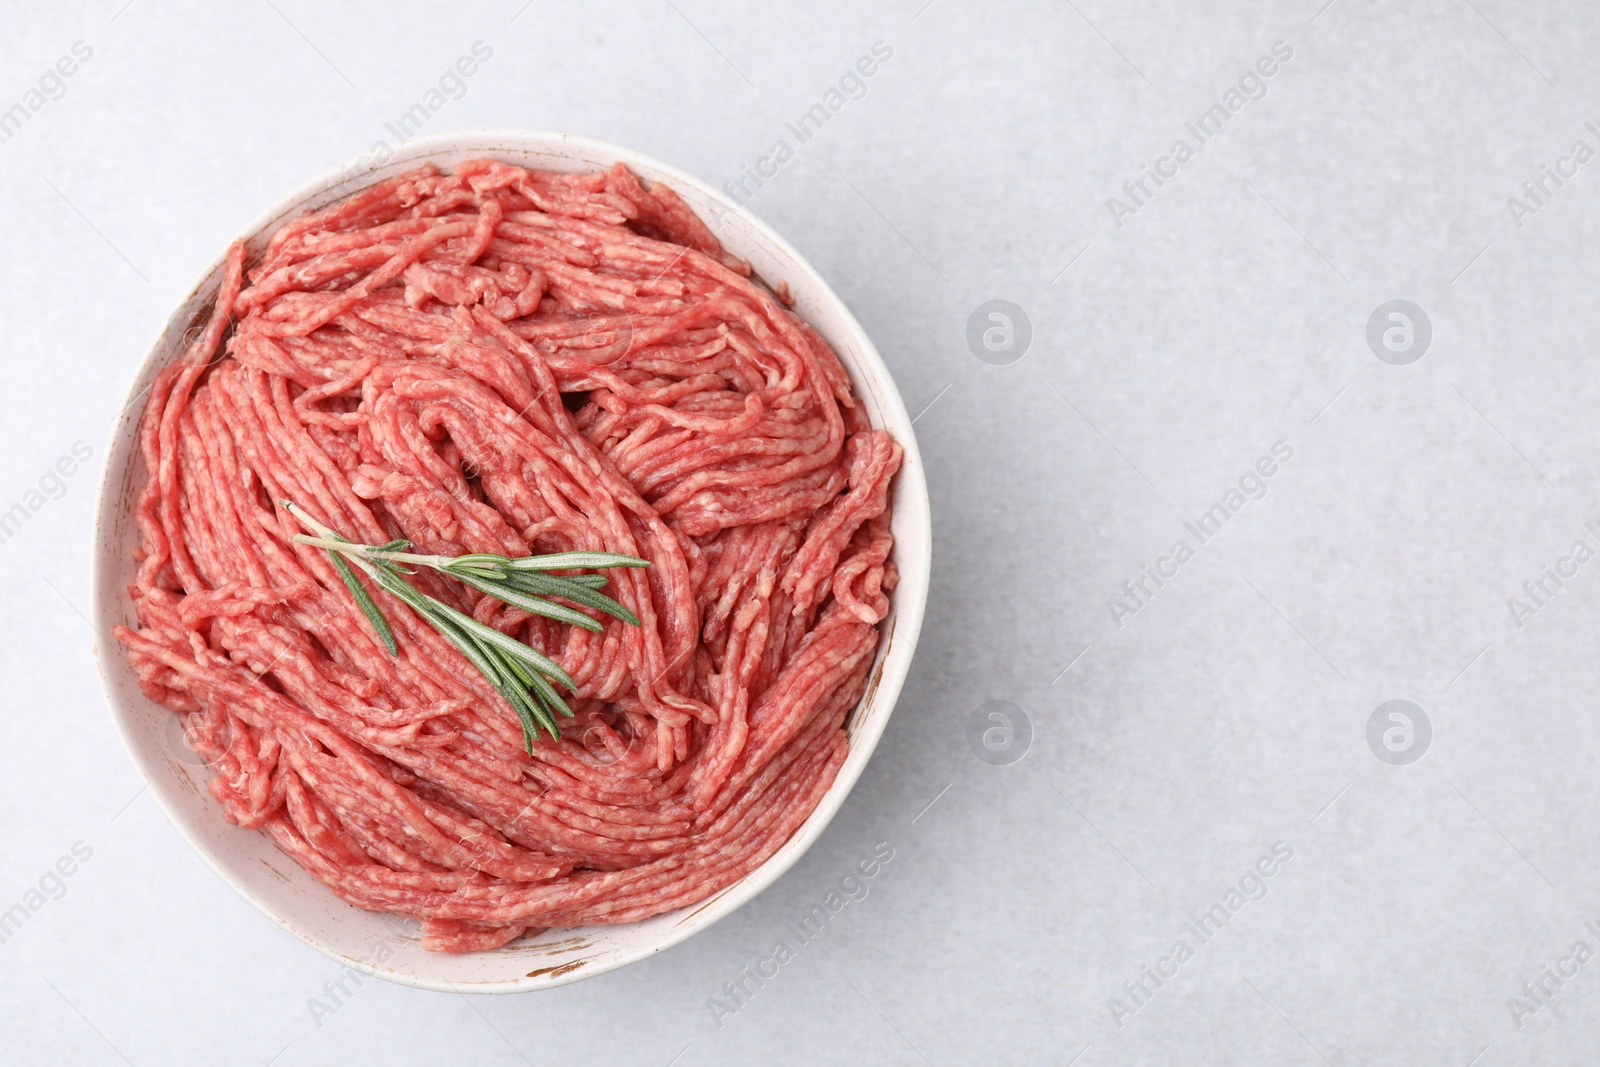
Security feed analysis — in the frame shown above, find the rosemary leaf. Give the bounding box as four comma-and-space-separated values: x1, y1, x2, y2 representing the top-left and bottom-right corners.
495, 654, 562, 736
366, 563, 437, 620
449, 568, 606, 632
495, 570, 641, 627
427, 602, 505, 689
428, 599, 578, 691
449, 553, 516, 570
451, 565, 513, 581
523, 668, 574, 721
329, 550, 399, 656
501, 551, 651, 572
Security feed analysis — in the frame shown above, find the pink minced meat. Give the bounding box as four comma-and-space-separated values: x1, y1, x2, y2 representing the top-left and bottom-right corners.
114, 161, 901, 954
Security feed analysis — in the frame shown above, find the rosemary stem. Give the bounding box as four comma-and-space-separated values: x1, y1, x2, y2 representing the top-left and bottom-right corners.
290, 534, 448, 570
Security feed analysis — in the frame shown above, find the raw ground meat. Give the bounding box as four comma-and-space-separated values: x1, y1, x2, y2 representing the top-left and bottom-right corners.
114, 159, 901, 953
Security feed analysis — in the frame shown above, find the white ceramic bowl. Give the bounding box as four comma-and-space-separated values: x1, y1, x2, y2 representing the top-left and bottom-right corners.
92, 130, 930, 992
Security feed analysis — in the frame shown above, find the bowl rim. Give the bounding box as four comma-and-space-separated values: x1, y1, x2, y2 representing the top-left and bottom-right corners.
91, 127, 931, 993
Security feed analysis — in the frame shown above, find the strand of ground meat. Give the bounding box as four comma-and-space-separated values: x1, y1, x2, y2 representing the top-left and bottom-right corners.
114, 160, 901, 953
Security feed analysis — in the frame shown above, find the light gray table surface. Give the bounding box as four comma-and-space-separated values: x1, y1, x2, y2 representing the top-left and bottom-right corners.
4, 1, 1599, 1063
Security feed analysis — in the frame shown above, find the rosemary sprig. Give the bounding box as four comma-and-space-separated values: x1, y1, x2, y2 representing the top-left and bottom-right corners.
282, 501, 648, 751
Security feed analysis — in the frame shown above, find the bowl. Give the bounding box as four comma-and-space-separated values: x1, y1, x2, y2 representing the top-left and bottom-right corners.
91, 130, 931, 992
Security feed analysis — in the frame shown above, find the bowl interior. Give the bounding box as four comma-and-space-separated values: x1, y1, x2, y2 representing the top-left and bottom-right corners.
92, 130, 930, 992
